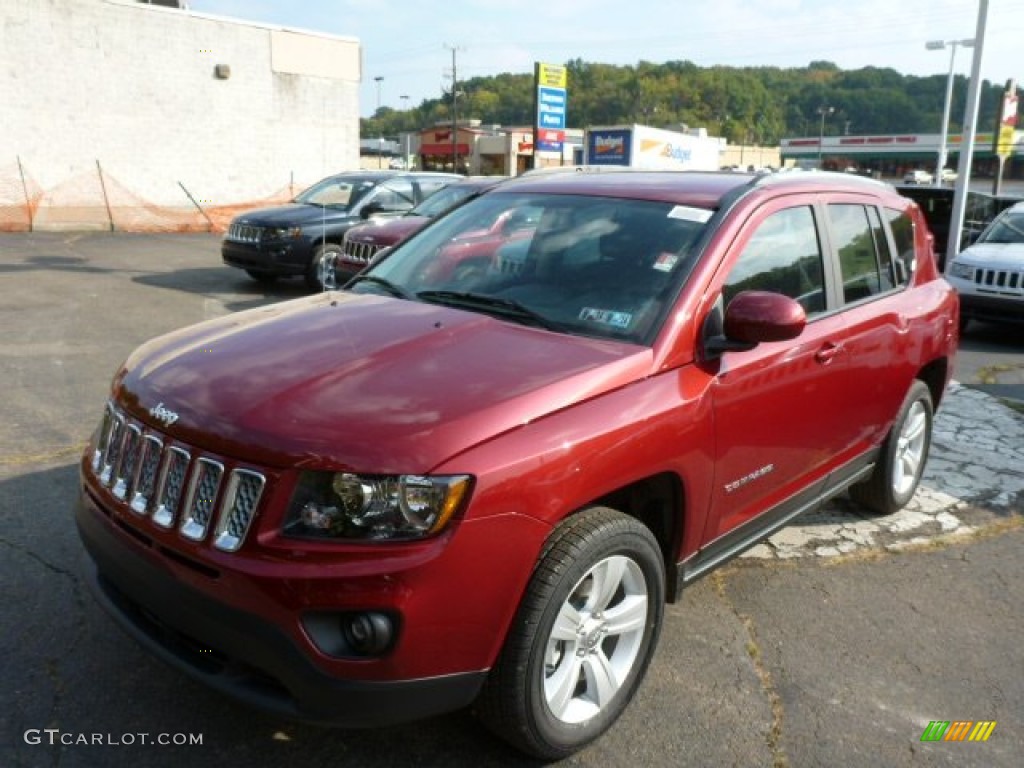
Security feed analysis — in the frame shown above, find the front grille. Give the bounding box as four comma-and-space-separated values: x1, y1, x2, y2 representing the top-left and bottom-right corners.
91, 403, 266, 553
341, 238, 382, 265
226, 223, 263, 243
973, 267, 1023, 295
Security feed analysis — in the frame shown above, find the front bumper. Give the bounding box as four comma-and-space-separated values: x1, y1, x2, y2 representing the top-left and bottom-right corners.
948, 278, 1024, 325
75, 491, 487, 726
221, 239, 313, 276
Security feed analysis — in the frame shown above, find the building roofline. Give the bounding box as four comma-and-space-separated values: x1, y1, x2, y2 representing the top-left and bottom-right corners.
104, 0, 360, 44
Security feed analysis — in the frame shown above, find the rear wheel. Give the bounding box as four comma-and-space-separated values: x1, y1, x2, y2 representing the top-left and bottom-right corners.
850, 380, 933, 515
476, 507, 665, 760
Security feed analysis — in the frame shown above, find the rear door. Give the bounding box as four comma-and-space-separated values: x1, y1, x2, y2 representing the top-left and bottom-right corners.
820, 196, 920, 452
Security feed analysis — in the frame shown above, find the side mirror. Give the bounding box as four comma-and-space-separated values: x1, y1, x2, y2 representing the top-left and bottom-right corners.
704, 291, 806, 356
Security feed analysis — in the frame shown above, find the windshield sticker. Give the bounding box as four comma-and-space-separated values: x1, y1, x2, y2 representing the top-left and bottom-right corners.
668, 205, 712, 223
579, 307, 633, 329
652, 251, 679, 272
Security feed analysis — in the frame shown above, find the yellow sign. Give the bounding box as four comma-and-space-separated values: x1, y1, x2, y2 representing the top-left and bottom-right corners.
537, 63, 567, 89
994, 81, 1018, 159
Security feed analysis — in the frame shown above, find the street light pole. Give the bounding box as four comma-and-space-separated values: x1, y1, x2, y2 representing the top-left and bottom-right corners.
945, 0, 989, 270
373, 76, 384, 113
400, 94, 410, 170
816, 106, 834, 169
926, 38, 974, 187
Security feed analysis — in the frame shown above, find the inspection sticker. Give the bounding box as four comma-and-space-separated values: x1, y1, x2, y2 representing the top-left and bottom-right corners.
667, 205, 712, 223
653, 251, 679, 272
579, 307, 633, 329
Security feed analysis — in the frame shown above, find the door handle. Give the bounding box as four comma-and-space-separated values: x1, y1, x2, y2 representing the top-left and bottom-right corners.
815, 342, 841, 364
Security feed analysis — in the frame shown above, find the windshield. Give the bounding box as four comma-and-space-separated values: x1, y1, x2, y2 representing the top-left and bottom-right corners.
408, 183, 484, 218
979, 209, 1024, 245
352, 191, 709, 345
294, 177, 377, 209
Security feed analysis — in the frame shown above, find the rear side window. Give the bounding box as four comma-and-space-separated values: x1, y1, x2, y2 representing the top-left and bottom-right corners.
372, 180, 415, 210
829, 204, 898, 304
723, 206, 826, 316
884, 208, 916, 284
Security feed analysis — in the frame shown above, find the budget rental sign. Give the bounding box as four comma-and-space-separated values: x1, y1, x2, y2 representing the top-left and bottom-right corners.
587, 129, 632, 165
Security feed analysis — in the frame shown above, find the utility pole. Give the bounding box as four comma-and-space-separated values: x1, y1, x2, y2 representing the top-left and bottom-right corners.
444, 44, 464, 173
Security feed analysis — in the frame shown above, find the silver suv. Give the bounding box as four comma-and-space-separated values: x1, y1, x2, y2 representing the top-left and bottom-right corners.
947, 201, 1024, 330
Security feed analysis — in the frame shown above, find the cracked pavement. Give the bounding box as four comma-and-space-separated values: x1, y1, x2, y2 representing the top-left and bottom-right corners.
743, 381, 1024, 561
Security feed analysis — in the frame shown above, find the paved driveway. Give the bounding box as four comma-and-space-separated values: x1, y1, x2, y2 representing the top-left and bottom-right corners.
1, 233, 1021, 767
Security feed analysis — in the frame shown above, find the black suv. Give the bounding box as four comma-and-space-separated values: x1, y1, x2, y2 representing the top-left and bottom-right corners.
222, 171, 459, 289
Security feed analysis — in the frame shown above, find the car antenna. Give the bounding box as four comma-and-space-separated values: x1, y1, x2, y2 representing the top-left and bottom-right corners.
321, 197, 328, 292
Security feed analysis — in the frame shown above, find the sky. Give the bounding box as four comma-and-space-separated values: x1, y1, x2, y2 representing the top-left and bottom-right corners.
185, 0, 1024, 118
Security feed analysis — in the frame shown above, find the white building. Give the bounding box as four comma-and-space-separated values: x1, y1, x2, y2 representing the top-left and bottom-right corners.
0, 0, 361, 231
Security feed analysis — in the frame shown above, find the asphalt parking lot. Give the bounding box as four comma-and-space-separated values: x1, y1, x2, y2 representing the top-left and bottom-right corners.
1, 232, 1022, 767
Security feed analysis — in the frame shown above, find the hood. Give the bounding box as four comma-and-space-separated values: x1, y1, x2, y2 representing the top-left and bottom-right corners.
958, 241, 1024, 270
232, 204, 358, 228
114, 293, 653, 473
345, 217, 428, 247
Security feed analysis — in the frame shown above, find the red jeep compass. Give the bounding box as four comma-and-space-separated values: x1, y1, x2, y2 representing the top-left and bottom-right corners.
76, 171, 958, 759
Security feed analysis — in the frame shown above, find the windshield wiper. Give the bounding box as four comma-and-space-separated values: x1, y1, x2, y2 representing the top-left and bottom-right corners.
417, 290, 565, 331
346, 274, 413, 299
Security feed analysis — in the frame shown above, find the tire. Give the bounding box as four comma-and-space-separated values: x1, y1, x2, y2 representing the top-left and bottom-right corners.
307, 243, 344, 291
849, 380, 933, 515
244, 269, 278, 284
476, 507, 665, 760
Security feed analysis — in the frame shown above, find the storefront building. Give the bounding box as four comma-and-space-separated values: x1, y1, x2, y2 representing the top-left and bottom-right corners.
407, 122, 583, 175
781, 131, 1024, 180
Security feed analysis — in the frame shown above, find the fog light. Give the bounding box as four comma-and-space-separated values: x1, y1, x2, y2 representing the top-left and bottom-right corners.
342, 612, 394, 656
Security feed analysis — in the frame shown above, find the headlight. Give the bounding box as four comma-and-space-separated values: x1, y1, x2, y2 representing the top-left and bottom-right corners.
949, 261, 973, 280
268, 226, 303, 240
283, 472, 472, 541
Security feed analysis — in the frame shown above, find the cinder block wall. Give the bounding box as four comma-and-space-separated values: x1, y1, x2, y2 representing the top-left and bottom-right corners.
1, 0, 361, 231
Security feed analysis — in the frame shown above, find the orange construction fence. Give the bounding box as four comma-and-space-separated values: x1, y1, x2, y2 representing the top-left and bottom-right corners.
0, 160, 301, 234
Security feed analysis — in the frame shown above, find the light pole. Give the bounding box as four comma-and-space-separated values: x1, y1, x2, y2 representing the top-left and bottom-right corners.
400, 94, 410, 170
816, 106, 834, 169
926, 38, 974, 187
373, 75, 384, 113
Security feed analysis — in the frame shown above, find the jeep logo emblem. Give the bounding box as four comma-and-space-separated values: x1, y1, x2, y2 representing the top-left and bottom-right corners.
148, 402, 179, 427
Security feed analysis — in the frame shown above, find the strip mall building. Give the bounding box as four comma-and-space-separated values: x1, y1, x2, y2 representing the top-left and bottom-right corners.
782, 131, 1024, 179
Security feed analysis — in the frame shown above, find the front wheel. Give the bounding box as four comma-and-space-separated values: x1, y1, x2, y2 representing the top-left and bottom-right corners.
476, 507, 665, 760
850, 380, 933, 515
307, 243, 344, 291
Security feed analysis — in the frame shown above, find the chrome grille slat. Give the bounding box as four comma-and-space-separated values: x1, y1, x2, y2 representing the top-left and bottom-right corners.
341, 239, 380, 265
974, 267, 1023, 295
89, 403, 267, 553
153, 447, 191, 528
130, 434, 164, 514
99, 412, 125, 486
214, 470, 266, 552
226, 223, 263, 243
112, 424, 141, 500
92, 404, 115, 473
180, 458, 224, 541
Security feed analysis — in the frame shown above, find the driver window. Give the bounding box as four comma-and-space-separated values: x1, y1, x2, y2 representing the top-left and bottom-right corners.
723, 206, 826, 316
